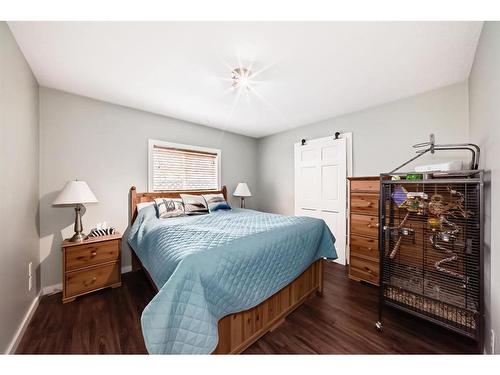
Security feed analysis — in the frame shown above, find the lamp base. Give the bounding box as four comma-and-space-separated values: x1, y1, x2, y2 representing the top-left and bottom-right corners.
68, 204, 87, 242
68, 232, 87, 243
240, 197, 245, 209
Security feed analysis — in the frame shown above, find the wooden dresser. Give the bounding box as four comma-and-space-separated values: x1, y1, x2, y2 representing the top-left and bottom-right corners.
348, 176, 380, 286
62, 233, 122, 303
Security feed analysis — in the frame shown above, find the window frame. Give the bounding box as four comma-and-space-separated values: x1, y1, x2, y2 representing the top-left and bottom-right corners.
148, 139, 222, 193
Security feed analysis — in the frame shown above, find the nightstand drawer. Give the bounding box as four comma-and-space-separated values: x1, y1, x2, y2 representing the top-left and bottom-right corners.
65, 240, 120, 271
65, 263, 120, 298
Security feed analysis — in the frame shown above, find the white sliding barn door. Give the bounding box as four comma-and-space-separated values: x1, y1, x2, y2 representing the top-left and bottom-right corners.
294, 137, 347, 265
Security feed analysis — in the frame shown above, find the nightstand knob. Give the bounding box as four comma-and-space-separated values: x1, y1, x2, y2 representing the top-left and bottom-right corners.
92, 276, 97, 282
91, 251, 97, 257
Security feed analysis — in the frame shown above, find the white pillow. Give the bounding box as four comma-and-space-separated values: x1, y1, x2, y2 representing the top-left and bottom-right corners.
136, 202, 155, 212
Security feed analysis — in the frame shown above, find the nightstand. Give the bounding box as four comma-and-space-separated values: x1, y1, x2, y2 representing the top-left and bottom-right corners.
62, 233, 122, 303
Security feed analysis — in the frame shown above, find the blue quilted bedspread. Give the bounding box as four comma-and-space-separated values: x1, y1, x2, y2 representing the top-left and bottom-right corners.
127, 206, 337, 354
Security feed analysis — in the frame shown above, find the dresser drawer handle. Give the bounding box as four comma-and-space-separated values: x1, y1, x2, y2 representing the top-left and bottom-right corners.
91, 251, 97, 257
368, 247, 373, 251
367, 223, 379, 228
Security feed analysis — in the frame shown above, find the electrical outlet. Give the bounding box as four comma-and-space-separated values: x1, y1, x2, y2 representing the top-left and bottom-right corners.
491, 329, 496, 353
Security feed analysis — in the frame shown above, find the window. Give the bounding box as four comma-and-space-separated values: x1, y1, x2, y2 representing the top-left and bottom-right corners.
148, 139, 221, 192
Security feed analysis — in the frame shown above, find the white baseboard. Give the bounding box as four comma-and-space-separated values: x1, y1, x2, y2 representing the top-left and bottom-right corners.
42, 265, 133, 296
5, 292, 41, 354
121, 265, 132, 274
42, 283, 63, 295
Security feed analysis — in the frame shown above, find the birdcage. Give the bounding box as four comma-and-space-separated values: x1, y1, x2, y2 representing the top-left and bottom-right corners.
377, 169, 483, 344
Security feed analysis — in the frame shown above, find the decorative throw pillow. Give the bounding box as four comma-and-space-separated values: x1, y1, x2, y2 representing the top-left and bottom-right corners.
154, 198, 185, 219
202, 193, 231, 213
180, 194, 209, 215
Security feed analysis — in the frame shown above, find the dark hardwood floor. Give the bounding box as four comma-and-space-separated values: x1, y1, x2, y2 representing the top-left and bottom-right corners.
16, 262, 479, 354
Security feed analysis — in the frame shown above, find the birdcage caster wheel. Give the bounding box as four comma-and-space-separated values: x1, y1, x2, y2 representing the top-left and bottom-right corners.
375, 321, 383, 332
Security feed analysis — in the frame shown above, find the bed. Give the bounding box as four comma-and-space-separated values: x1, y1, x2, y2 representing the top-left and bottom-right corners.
127, 186, 337, 354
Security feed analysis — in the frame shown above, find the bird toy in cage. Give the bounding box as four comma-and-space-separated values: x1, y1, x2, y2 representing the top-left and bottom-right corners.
428, 188, 472, 283
391, 186, 428, 215
386, 187, 427, 259
387, 212, 415, 259
428, 187, 472, 219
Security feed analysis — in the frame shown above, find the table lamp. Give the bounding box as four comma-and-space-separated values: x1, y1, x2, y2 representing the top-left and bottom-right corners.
233, 182, 251, 208
53, 180, 99, 242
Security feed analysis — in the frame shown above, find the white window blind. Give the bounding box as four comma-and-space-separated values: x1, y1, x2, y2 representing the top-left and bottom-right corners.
151, 144, 219, 191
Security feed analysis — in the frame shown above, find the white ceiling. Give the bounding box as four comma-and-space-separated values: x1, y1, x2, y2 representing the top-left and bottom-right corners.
9, 22, 482, 138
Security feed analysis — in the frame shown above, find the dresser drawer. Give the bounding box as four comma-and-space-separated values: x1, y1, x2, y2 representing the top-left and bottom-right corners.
350, 236, 379, 261
350, 179, 380, 193
350, 256, 379, 285
65, 263, 120, 298
351, 193, 379, 215
351, 214, 379, 238
65, 240, 120, 271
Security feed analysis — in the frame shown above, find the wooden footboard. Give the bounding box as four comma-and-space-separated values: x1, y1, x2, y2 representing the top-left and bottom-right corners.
213, 259, 324, 354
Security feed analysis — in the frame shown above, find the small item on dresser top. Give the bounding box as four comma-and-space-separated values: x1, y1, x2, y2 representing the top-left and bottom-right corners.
89, 224, 115, 237
154, 198, 185, 218
202, 193, 231, 212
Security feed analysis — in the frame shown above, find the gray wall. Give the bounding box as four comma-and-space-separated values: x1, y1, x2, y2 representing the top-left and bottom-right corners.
468, 21, 500, 354
0, 22, 39, 353
39, 87, 258, 288
256, 82, 470, 215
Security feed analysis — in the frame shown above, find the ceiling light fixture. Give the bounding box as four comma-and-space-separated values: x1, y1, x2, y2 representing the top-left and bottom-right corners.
231, 67, 252, 91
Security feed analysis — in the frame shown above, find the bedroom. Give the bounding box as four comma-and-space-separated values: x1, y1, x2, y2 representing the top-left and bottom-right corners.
1, 0, 499, 372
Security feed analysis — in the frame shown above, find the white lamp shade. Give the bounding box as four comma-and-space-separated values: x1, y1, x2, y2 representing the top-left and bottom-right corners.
53, 180, 99, 206
233, 182, 252, 197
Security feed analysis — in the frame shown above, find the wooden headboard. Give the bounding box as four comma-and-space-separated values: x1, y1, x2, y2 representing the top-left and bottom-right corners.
130, 185, 227, 224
